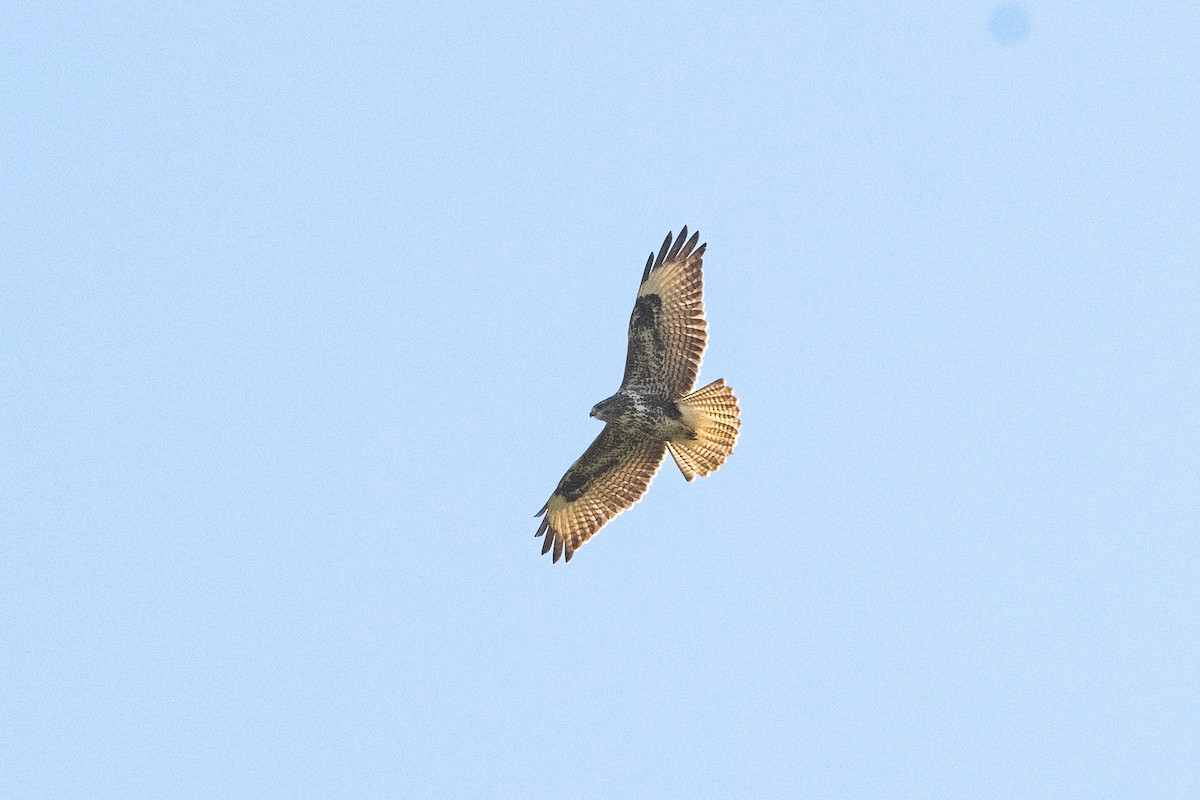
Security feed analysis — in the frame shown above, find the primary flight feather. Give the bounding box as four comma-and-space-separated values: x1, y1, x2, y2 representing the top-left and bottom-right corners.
535, 227, 741, 563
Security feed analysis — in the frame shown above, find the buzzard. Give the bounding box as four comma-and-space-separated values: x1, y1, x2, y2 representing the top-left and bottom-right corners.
535, 227, 741, 562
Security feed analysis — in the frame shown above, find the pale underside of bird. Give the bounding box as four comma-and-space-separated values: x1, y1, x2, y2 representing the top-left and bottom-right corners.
535, 227, 741, 563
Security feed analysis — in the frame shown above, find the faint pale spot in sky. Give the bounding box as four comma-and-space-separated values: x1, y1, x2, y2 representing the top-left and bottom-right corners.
989, 3, 1032, 45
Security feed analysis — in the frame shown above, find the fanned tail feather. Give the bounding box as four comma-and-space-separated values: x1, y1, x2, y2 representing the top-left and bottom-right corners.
667, 378, 741, 481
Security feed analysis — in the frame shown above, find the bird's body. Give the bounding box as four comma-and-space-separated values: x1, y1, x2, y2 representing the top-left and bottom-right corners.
535, 227, 741, 562
592, 391, 688, 441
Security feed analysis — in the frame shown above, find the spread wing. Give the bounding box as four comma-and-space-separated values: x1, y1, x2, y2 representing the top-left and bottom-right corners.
535, 426, 666, 563
620, 227, 708, 397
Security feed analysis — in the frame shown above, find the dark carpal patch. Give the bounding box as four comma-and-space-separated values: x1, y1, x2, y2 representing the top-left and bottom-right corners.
557, 468, 591, 501
628, 294, 666, 373
630, 295, 664, 346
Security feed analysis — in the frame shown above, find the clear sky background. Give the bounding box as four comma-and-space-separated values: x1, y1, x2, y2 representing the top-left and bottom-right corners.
3, 2, 1198, 798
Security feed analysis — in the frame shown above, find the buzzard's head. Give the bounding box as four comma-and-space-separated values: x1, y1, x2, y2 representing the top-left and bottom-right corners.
590, 395, 620, 422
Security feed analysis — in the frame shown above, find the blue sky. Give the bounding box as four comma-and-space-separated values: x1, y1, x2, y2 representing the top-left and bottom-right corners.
3, 2, 1198, 797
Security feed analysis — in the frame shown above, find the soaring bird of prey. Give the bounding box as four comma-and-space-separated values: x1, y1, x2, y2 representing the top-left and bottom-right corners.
535, 227, 741, 562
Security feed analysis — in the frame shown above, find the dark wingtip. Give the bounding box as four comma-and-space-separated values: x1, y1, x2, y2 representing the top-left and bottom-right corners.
665, 226, 688, 263
649, 226, 701, 273
653, 230, 673, 271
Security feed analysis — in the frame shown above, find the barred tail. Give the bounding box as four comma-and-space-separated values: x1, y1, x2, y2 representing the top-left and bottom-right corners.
667, 378, 741, 482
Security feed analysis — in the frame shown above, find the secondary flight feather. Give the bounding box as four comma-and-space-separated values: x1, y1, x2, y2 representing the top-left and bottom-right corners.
535, 227, 741, 562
